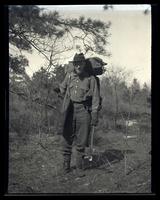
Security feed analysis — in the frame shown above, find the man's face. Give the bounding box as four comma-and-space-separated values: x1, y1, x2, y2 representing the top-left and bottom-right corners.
74, 61, 86, 75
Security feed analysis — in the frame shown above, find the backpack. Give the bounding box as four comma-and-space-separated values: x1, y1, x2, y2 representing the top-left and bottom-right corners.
64, 57, 107, 76
85, 57, 107, 76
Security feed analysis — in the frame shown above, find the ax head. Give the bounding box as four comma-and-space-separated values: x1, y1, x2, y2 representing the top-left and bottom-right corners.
84, 155, 93, 162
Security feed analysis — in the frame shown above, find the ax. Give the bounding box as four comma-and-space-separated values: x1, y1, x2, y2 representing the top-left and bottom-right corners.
84, 126, 95, 161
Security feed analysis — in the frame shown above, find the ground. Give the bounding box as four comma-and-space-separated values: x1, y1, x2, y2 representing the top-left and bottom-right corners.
8, 116, 151, 194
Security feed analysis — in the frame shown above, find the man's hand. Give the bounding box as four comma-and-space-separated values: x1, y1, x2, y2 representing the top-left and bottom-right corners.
91, 112, 98, 126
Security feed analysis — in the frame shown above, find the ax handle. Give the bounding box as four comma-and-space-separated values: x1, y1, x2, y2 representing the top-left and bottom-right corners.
90, 126, 95, 154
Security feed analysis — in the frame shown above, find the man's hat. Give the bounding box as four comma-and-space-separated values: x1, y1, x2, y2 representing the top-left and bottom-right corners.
73, 53, 86, 62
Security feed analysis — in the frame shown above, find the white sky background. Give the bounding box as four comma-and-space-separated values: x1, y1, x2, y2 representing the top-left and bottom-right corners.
23, 4, 151, 86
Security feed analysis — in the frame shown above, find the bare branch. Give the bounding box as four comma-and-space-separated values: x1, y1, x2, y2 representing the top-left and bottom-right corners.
9, 89, 57, 110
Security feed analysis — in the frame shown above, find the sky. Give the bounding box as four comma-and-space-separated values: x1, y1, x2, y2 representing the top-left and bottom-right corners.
38, 4, 150, 11
18, 4, 151, 87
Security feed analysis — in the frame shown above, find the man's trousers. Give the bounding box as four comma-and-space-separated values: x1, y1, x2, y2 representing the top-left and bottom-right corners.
62, 102, 91, 165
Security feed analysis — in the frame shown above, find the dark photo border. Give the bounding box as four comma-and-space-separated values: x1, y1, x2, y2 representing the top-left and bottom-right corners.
0, 1, 160, 198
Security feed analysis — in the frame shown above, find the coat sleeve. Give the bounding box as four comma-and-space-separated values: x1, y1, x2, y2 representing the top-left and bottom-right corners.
90, 76, 100, 113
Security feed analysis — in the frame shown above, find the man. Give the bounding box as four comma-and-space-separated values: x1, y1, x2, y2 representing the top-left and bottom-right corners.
59, 53, 100, 178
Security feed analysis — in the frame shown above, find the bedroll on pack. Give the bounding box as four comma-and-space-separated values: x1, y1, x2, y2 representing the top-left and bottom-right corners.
64, 57, 107, 76
86, 57, 107, 76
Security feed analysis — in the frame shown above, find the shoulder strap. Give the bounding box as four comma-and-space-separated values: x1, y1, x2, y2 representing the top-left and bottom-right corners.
95, 76, 100, 91
88, 75, 92, 89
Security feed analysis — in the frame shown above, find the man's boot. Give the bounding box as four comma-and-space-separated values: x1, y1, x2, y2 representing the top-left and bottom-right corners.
75, 153, 85, 178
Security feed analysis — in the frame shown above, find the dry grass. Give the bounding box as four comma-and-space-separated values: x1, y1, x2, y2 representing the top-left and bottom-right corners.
8, 116, 151, 194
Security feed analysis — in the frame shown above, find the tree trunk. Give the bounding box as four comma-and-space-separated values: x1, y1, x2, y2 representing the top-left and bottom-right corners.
44, 105, 51, 134
114, 84, 119, 128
